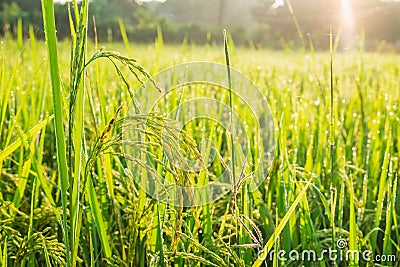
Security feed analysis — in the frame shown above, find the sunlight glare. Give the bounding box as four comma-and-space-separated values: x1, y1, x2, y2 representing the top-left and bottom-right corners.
341, 0, 354, 30
271, 0, 285, 10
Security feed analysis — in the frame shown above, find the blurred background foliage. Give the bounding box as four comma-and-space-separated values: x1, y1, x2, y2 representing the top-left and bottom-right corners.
1, 0, 400, 50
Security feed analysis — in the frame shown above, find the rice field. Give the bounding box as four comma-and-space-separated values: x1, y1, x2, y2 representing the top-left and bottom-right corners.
0, 2, 399, 266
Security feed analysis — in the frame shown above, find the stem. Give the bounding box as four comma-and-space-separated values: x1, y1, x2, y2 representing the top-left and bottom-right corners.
329, 25, 337, 267
224, 30, 236, 185
41, 0, 70, 263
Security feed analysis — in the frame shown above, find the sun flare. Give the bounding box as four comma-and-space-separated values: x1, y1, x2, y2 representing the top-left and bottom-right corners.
341, 0, 354, 30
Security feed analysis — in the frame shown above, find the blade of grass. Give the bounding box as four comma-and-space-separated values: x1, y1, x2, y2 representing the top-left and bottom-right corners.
0, 115, 53, 162
223, 29, 236, 185
342, 171, 359, 266
86, 176, 112, 258
40, 0, 70, 263
17, 18, 23, 50
118, 19, 131, 54
284, 0, 305, 49
12, 140, 35, 210
328, 26, 338, 259
252, 179, 312, 267
371, 130, 391, 252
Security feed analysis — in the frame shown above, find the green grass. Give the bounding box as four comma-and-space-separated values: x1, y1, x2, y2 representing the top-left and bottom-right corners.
41, 1, 70, 265
0, 14, 399, 267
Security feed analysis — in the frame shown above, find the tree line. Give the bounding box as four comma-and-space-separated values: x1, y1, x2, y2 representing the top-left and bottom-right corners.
1, 0, 399, 50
